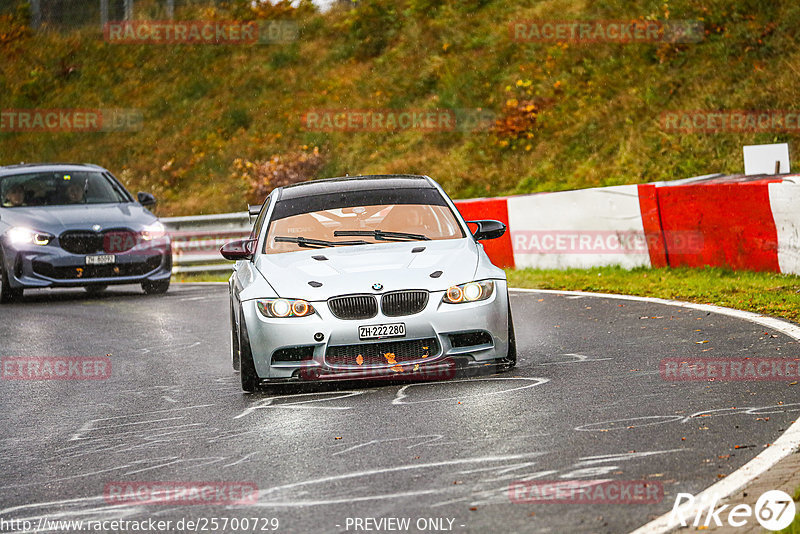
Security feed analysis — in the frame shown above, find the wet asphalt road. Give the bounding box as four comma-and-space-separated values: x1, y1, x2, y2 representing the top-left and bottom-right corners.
0, 283, 798, 534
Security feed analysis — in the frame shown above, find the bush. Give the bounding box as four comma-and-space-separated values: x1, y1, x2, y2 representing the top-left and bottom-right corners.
233, 146, 325, 204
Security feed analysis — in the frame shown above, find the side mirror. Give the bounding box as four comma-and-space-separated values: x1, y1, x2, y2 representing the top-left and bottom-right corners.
220, 239, 256, 261
137, 192, 157, 207
467, 219, 506, 241
248, 204, 261, 216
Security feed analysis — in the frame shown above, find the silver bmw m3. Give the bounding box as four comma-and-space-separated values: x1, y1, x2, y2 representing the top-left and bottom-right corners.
222, 174, 516, 392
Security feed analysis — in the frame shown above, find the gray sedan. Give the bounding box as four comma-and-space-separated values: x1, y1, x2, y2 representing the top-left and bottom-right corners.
0, 163, 172, 302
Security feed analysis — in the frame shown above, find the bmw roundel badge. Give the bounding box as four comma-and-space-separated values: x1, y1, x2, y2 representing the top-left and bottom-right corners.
372, 283, 383, 291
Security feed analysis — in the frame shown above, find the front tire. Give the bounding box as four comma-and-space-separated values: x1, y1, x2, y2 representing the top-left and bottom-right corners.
231, 303, 240, 371
238, 312, 260, 392
499, 300, 517, 370
142, 279, 170, 295
0, 250, 23, 304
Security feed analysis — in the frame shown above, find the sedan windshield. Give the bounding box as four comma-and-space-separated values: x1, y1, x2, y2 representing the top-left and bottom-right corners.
0, 171, 130, 208
264, 190, 465, 254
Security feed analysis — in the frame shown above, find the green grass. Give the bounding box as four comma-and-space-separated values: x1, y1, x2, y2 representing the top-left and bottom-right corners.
3, 0, 800, 216
507, 266, 800, 323
176, 265, 800, 324
172, 271, 231, 283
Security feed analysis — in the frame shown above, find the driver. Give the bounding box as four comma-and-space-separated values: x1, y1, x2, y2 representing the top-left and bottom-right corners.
64, 182, 86, 204
2, 185, 24, 207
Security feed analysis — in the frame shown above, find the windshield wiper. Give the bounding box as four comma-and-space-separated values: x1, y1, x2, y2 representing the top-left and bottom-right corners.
274, 236, 370, 249
333, 229, 430, 241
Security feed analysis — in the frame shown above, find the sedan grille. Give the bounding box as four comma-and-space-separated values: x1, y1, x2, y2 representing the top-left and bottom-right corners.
328, 295, 378, 320
59, 229, 138, 254
326, 338, 439, 367
381, 290, 428, 317
59, 231, 103, 254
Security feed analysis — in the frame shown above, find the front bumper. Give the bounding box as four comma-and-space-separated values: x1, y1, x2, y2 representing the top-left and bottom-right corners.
241, 280, 510, 381
1, 239, 172, 289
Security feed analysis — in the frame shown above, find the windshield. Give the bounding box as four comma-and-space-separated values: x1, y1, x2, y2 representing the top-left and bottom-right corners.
0, 171, 130, 208
265, 201, 465, 254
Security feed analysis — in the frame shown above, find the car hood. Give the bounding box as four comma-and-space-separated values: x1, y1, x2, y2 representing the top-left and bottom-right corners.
254, 238, 480, 300
0, 203, 156, 232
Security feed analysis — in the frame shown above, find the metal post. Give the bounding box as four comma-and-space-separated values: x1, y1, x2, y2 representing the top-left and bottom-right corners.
29, 0, 41, 29
100, 0, 108, 30
123, 0, 133, 21
166, 0, 174, 20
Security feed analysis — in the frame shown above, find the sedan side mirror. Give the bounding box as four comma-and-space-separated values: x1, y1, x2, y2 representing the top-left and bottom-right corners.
220, 239, 256, 261
137, 192, 157, 207
467, 220, 507, 241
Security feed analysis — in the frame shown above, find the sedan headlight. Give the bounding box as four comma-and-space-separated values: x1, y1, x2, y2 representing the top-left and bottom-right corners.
6, 227, 53, 246
257, 298, 315, 318
141, 221, 166, 241
442, 280, 494, 304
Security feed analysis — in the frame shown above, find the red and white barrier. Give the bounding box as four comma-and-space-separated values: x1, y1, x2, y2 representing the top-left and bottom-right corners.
768, 181, 800, 274
165, 176, 800, 275
506, 184, 651, 269
454, 175, 800, 275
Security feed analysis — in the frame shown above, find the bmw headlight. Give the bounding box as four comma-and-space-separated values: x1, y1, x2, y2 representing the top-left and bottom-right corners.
141, 221, 166, 241
257, 298, 315, 318
7, 227, 53, 246
442, 280, 494, 304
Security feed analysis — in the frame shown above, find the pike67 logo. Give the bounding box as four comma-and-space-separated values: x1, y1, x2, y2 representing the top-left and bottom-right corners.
670, 490, 796, 530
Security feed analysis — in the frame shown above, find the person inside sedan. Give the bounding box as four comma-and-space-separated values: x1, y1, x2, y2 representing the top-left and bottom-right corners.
2, 184, 25, 207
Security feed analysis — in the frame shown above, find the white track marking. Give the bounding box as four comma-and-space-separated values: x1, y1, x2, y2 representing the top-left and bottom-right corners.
250, 453, 544, 508
234, 390, 365, 419
510, 287, 800, 534
538, 353, 612, 364
392, 376, 549, 405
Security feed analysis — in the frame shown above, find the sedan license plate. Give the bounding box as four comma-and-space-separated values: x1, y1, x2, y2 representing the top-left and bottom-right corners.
85, 254, 115, 265
359, 323, 405, 340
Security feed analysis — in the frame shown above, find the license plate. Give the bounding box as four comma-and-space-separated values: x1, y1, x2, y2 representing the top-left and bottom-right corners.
359, 323, 406, 340
86, 254, 115, 265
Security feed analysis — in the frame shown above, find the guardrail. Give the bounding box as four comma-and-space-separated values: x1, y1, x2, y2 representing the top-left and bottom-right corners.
161, 212, 252, 274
